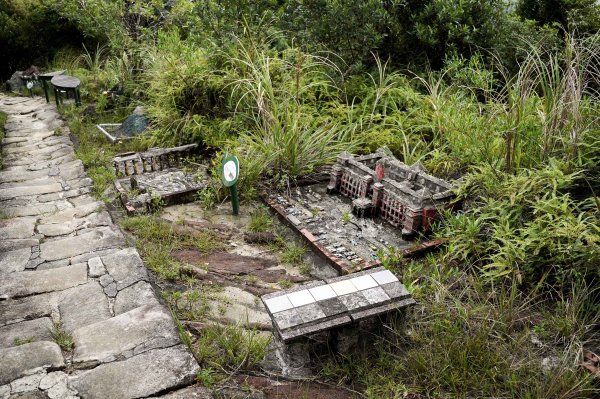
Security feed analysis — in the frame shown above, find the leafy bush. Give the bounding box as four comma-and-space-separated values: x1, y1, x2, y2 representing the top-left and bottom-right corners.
141, 32, 230, 146
440, 161, 600, 286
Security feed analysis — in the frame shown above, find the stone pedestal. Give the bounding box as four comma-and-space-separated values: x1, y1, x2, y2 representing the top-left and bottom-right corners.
371, 182, 384, 210
402, 208, 423, 236
327, 165, 343, 193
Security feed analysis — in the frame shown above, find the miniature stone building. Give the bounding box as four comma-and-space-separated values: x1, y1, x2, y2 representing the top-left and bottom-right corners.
113, 144, 208, 213
327, 149, 455, 235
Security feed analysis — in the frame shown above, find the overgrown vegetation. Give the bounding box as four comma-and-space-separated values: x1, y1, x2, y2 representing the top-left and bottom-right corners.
120, 215, 223, 280
3, 0, 599, 396
195, 324, 269, 374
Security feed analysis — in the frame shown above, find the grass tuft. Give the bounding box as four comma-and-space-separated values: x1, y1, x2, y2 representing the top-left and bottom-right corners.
50, 322, 74, 352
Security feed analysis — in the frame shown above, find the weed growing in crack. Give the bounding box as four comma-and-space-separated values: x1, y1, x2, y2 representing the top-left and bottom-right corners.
281, 242, 306, 265
13, 336, 34, 346
50, 322, 73, 351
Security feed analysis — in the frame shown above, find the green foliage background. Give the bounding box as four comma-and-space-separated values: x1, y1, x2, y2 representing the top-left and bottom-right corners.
1, 1, 599, 397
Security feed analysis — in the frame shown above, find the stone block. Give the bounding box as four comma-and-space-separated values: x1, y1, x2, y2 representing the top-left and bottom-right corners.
101, 248, 148, 290
58, 281, 111, 332
0, 264, 87, 300
0, 293, 54, 327
0, 342, 64, 385
0, 317, 53, 348
68, 345, 199, 399
72, 304, 179, 365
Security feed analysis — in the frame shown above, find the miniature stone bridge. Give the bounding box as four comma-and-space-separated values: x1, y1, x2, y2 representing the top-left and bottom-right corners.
0, 96, 203, 398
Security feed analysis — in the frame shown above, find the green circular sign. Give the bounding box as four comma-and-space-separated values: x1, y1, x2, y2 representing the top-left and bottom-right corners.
221, 155, 239, 187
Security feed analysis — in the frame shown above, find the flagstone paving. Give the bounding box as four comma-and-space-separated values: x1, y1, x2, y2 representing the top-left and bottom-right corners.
0, 96, 200, 399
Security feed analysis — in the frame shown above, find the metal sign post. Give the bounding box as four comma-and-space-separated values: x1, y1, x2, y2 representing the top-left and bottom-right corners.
220, 155, 240, 215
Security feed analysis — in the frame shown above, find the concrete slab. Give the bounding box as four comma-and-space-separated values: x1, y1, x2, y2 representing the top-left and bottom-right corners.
68, 345, 199, 399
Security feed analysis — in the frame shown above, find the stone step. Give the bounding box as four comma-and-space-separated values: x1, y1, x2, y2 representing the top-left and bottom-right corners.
68, 345, 199, 399
0, 183, 63, 201
0, 247, 32, 274
39, 227, 123, 262
0, 263, 87, 300
72, 304, 180, 365
0, 341, 65, 385
0, 292, 54, 327
101, 247, 149, 291
58, 281, 111, 332
0, 317, 53, 348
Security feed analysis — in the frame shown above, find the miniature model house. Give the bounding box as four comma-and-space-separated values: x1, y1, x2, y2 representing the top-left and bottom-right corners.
327, 149, 456, 236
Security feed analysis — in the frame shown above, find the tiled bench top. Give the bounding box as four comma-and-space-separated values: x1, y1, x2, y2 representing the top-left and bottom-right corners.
261, 266, 415, 342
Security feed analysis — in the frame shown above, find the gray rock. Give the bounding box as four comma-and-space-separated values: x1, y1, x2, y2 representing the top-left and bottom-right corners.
72, 304, 180, 365
0, 239, 38, 252
0, 264, 87, 300
6, 71, 24, 92
1, 203, 59, 218
70, 248, 121, 265
87, 257, 105, 278
40, 371, 78, 398
0, 341, 65, 385
98, 274, 114, 287
114, 281, 160, 315
36, 224, 73, 237
0, 293, 54, 326
39, 228, 122, 261
103, 283, 117, 298
68, 345, 200, 399
39, 202, 100, 225
39, 371, 65, 390
58, 282, 111, 332
102, 248, 148, 290
542, 356, 560, 374
35, 259, 70, 271
9, 389, 49, 398
0, 248, 31, 274
0, 318, 53, 348
9, 373, 44, 394
0, 168, 50, 184
0, 218, 36, 240
0, 183, 63, 201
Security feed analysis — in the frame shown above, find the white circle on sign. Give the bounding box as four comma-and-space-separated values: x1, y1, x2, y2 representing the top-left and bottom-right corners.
26, 81, 34, 89
223, 160, 237, 182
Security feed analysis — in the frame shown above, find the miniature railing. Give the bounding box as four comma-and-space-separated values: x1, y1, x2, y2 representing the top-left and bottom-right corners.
379, 191, 406, 227
113, 144, 198, 177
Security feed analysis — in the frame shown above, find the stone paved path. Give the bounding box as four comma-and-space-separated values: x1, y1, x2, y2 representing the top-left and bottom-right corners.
0, 96, 202, 399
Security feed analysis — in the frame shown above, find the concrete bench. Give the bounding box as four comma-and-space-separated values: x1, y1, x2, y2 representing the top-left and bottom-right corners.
262, 266, 415, 343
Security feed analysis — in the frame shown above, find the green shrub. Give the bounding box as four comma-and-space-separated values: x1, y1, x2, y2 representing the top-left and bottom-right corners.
439, 161, 600, 286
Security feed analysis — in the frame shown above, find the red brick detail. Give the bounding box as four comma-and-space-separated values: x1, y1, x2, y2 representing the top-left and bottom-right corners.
301, 229, 317, 243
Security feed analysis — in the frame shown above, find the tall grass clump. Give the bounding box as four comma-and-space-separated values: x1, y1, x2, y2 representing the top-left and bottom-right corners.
496, 33, 600, 170
226, 37, 360, 183
141, 31, 231, 147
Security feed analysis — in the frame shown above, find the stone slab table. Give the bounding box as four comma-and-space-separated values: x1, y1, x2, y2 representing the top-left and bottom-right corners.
262, 266, 415, 342
51, 74, 81, 107
38, 70, 65, 103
